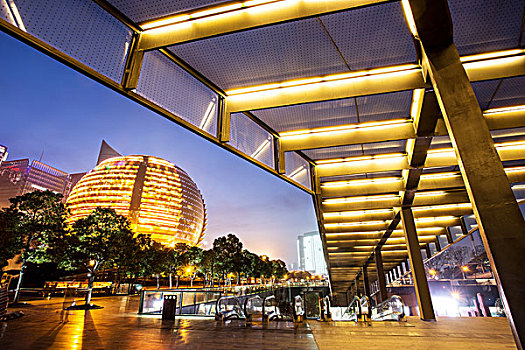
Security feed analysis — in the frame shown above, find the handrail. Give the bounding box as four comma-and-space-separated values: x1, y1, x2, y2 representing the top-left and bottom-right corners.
243, 294, 263, 320
215, 295, 245, 320
342, 296, 361, 321
360, 296, 370, 317
371, 295, 405, 321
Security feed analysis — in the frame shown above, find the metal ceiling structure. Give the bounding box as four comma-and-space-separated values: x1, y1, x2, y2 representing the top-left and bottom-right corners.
2, 0, 525, 343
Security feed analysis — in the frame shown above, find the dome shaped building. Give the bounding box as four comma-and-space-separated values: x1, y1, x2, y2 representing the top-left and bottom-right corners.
66, 155, 206, 247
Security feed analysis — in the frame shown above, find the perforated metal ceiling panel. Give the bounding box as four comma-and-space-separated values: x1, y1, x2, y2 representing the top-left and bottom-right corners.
473, 76, 525, 110
8, 0, 133, 82
319, 1, 416, 70
106, 0, 228, 23
229, 113, 274, 168
251, 90, 413, 133
449, 0, 524, 55
137, 51, 219, 135
169, 17, 349, 90
302, 140, 406, 161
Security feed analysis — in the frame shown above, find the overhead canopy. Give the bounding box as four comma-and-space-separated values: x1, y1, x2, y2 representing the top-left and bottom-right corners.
1, 0, 524, 293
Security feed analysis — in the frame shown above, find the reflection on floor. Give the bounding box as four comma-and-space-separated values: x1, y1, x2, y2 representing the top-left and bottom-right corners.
0, 296, 317, 349
0, 296, 517, 349
308, 317, 516, 350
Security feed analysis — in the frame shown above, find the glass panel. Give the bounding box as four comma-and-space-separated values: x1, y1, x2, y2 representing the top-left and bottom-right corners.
285, 152, 311, 189
138, 50, 218, 136
230, 113, 274, 168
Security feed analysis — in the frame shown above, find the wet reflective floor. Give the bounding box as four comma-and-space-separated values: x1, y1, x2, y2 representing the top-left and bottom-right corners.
0, 296, 317, 349
0, 296, 517, 349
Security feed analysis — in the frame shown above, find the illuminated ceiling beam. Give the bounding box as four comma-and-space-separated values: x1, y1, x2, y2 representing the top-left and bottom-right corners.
316, 139, 525, 177
322, 189, 469, 212
325, 228, 447, 240
324, 217, 460, 233
224, 50, 525, 115
279, 119, 415, 152
138, 0, 389, 50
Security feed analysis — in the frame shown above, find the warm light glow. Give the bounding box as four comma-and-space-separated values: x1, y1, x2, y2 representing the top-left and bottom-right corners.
89, 260, 96, 267
419, 172, 461, 180
484, 104, 525, 115
428, 269, 436, 275
66, 156, 206, 247
316, 153, 406, 165
415, 216, 457, 223
410, 88, 425, 119
279, 119, 411, 138
141, 0, 282, 30
324, 220, 387, 228
461, 266, 469, 272
414, 190, 448, 197
323, 209, 394, 218
226, 64, 420, 95
323, 194, 399, 205
412, 203, 472, 211
451, 291, 461, 300
401, 0, 418, 37
460, 48, 525, 63
321, 177, 402, 188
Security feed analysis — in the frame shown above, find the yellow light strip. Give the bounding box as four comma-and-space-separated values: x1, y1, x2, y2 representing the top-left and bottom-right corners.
505, 166, 525, 173
414, 190, 448, 197
412, 203, 472, 212
323, 194, 399, 205
199, 100, 216, 130
325, 231, 384, 237
316, 152, 406, 165
323, 209, 394, 218
460, 48, 525, 63
226, 64, 419, 95
279, 118, 411, 138
141, 0, 282, 30
324, 221, 388, 228
419, 172, 461, 180
415, 216, 457, 223
321, 177, 402, 188
410, 88, 425, 119
484, 104, 525, 115
401, 0, 418, 37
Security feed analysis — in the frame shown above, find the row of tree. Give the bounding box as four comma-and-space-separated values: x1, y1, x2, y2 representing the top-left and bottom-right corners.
0, 191, 288, 305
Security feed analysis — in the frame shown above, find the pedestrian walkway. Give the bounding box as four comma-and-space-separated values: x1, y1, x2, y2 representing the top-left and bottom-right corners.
308, 317, 516, 350
0, 296, 517, 349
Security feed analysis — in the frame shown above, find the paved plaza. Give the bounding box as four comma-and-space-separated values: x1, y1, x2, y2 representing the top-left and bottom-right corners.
0, 295, 516, 349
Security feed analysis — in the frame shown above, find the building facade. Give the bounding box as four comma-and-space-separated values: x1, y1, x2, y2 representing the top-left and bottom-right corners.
297, 231, 327, 276
66, 155, 207, 247
0, 158, 68, 208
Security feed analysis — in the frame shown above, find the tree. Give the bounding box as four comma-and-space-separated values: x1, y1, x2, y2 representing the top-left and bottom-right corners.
212, 234, 243, 286
2, 191, 66, 304
0, 209, 19, 269
59, 207, 135, 306
185, 246, 204, 287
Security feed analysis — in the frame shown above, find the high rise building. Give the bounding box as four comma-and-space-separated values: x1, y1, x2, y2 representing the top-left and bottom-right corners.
0, 159, 68, 208
297, 231, 327, 276
0, 145, 7, 166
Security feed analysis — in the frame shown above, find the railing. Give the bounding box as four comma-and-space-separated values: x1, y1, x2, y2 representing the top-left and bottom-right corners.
341, 296, 361, 321
371, 295, 405, 321
215, 296, 245, 320
244, 295, 263, 322
262, 295, 282, 321
139, 289, 222, 315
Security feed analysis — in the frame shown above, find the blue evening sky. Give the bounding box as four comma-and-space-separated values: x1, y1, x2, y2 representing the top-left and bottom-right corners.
0, 31, 319, 267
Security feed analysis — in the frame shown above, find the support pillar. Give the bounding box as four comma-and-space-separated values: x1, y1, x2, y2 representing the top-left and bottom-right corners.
407, 0, 525, 343
459, 216, 469, 236
374, 248, 388, 303
424, 244, 432, 260
362, 266, 370, 299
445, 227, 454, 244
400, 207, 435, 320
434, 236, 442, 252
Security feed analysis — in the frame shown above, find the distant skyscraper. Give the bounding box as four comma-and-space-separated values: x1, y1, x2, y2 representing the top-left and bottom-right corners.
297, 231, 328, 276
0, 145, 7, 166
0, 159, 68, 208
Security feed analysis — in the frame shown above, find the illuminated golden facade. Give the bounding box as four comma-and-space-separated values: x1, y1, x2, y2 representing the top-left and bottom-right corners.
67, 155, 206, 246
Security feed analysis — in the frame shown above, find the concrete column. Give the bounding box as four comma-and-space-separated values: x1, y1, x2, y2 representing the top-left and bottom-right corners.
362, 266, 371, 299
401, 207, 435, 320
374, 248, 388, 303
459, 216, 469, 236
409, 0, 525, 340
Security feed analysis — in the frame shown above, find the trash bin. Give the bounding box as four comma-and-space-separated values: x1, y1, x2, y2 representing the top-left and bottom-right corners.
162, 294, 177, 320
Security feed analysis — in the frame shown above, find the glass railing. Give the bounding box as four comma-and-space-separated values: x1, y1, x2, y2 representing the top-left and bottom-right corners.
371, 295, 405, 321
